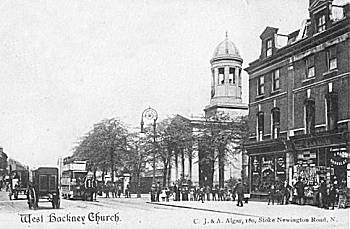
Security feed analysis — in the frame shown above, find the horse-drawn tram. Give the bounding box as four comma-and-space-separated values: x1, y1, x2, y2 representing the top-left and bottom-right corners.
27, 167, 60, 210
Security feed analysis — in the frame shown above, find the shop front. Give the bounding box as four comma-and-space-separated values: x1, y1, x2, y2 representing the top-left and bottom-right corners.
290, 131, 350, 205
246, 139, 289, 198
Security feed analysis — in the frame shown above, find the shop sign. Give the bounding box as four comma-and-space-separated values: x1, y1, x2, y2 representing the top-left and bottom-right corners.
293, 133, 345, 150
330, 148, 348, 166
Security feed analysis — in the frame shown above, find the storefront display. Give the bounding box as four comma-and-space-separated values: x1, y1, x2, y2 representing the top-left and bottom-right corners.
250, 154, 286, 193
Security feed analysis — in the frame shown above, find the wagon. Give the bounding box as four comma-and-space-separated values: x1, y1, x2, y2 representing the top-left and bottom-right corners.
27, 167, 60, 209
9, 170, 29, 200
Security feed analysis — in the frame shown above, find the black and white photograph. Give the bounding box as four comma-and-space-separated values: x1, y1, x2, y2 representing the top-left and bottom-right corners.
0, 0, 349, 228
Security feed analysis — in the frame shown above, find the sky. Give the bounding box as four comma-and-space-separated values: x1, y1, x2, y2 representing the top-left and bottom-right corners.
0, 0, 310, 168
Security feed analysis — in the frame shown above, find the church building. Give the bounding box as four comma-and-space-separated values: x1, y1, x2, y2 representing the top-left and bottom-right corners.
169, 34, 248, 187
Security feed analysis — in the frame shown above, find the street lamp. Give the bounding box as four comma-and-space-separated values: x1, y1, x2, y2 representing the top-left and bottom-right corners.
140, 107, 158, 185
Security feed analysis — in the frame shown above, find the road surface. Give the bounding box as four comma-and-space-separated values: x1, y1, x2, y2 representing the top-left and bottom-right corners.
0, 190, 348, 229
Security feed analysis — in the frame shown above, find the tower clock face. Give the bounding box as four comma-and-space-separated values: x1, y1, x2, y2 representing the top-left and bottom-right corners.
143, 108, 157, 120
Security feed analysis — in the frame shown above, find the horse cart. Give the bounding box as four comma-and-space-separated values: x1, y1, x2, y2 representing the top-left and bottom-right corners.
27, 167, 60, 210
9, 170, 29, 200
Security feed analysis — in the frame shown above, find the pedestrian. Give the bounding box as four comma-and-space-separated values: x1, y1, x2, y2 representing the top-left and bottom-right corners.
199, 187, 205, 203
165, 187, 170, 202
125, 184, 131, 198
281, 180, 292, 205
156, 182, 161, 202
329, 184, 337, 210
193, 186, 198, 201
243, 183, 249, 204
294, 177, 305, 205
233, 178, 244, 207
211, 186, 217, 201
190, 188, 194, 201
150, 185, 156, 202
105, 183, 110, 198
205, 186, 211, 201
117, 185, 122, 198
318, 180, 327, 208
175, 184, 180, 201
268, 184, 276, 205
219, 187, 225, 201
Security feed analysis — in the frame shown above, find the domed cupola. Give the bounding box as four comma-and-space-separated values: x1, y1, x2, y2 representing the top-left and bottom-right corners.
205, 32, 247, 118
211, 32, 242, 64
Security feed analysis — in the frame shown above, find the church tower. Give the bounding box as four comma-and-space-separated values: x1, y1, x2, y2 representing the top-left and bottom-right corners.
204, 33, 248, 118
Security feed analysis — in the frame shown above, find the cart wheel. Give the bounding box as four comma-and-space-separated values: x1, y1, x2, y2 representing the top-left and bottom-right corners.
28, 188, 38, 210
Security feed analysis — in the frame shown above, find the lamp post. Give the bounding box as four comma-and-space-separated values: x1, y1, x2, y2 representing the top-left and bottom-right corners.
141, 107, 158, 185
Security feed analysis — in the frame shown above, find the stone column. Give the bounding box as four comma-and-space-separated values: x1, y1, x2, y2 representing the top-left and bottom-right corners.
191, 149, 199, 186
214, 68, 218, 85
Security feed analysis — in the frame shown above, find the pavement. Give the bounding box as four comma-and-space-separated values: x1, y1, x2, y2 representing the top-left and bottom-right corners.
145, 197, 349, 229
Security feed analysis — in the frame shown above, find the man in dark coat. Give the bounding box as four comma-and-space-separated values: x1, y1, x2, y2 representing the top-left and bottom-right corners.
294, 177, 305, 205
318, 180, 327, 208
281, 181, 292, 205
233, 178, 244, 207
329, 184, 337, 210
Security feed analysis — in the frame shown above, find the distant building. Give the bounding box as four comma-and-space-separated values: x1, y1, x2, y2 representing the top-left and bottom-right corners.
244, 0, 350, 200
7, 158, 27, 172
0, 147, 8, 177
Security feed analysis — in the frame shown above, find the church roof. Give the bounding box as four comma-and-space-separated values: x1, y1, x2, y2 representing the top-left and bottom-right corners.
211, 33, 242, 62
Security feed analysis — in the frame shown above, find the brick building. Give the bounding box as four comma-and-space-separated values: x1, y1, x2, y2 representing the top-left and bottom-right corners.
244, 0, 350, 201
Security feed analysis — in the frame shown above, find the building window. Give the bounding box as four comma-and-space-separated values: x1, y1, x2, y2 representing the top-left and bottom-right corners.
317, 14, 326, 32
272, 69, 280, 91
257, 111, 264, 141
257, 76, 264, 95
218, 68, 224, 84
229, 68, 235, 84
271, 108, 280, 139
306, 55, 315, 78
327, 46, 337, 71
266, 39, 272, 57
326, 92, 338, 131
305, 99, 315, 134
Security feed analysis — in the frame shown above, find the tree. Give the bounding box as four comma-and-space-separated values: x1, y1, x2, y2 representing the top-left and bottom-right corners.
195, 113, 248, 188
124, 132, 153, 197
72, 118, 129, 182
145, 115, 194, 187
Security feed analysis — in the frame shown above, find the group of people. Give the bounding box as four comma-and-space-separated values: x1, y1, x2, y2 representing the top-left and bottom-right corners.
294, 177, 346, 209
151, 178, 247, 207
267, 177, 347, 209
99, 182, 130, 198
